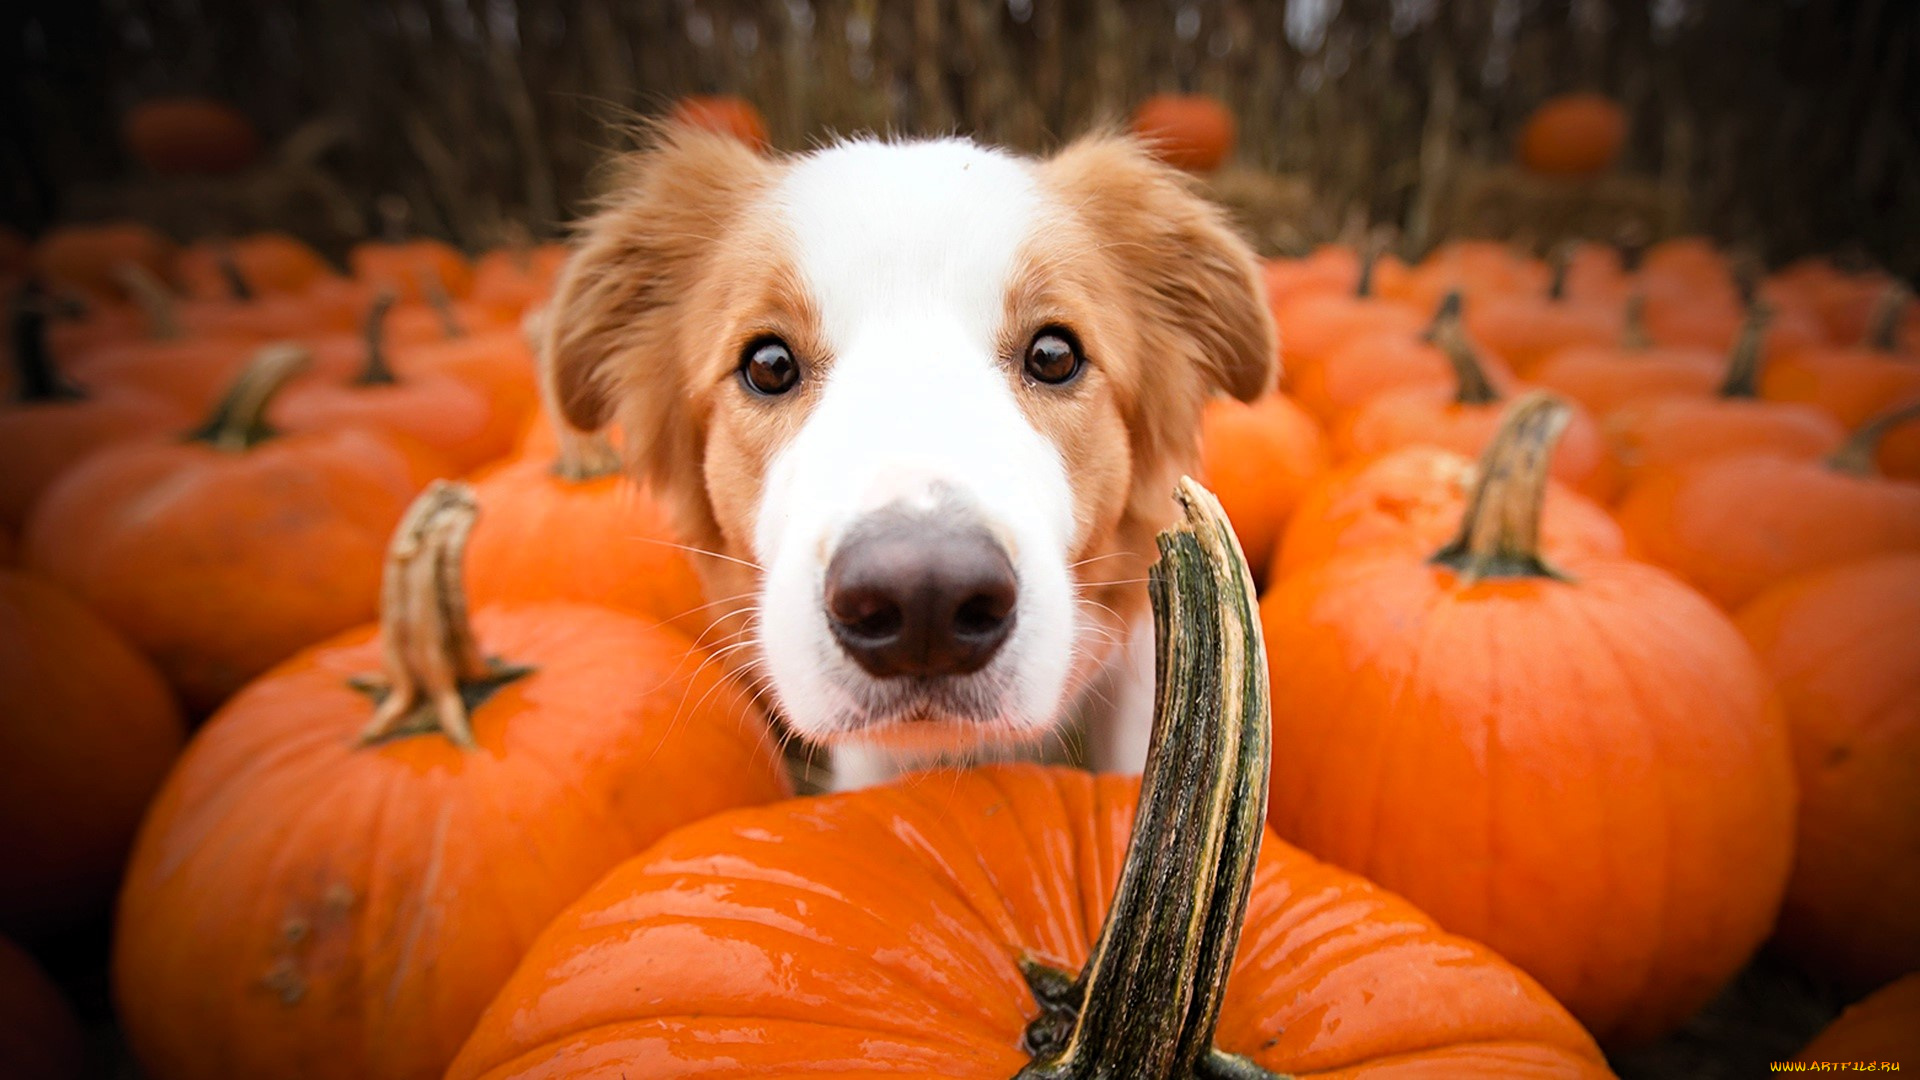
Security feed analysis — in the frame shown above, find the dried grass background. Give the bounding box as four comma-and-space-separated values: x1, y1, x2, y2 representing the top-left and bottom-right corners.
3, 0, 1917, 277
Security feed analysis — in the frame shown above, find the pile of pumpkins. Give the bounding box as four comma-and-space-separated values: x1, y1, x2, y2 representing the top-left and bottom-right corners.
3, 115, 1918, 1079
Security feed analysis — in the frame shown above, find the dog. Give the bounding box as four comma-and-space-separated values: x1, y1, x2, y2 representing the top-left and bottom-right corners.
544, 124, 1275, 788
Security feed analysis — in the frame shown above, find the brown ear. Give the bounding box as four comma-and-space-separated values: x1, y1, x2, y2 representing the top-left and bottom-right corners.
543, 125, 776, 434
1040, 135, 1276, 402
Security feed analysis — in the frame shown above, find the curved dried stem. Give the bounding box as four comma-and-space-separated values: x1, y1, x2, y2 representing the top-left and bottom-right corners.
356, 291, 401, 386
1865, 283, 1912, 352
421, 270, 466, 339
187, 344, 310, 452
217, 247, 254, 302
9, 287, 84, 402
1017, 478, 1276, 1080
1621, 291, 1651, 351
1430, 393, 1573, 583
1429, 293, 1500, 406
354, 482, 531, 749
114, 263, 182, 341
1828, 400, 1920, 476
1716, 303, 1773, 399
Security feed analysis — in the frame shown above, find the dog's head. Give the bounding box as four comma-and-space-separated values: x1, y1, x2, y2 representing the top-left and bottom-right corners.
548, 126, 1273, 753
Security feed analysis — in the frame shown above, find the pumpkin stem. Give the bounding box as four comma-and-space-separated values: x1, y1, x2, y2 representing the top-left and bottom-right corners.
216, 247, 255, 302
9, 285, 85, 402
1716, 302, 1773, 399
1864, 283, 1911, 352
1430, 294, 1501, 407
1827, 400, 1920, 476
1546, 242, 1574, 302
353, 482, 532, 749
1016, 478, 1277, 1080
1421, 289, 1464, 345
356, 291, 400, 386
113, 263, 183, 341
421, 271, 465, 339
1429, 393, 1573, 583
553, 427, 623, 482
1355, 231, 1389, 299
186, 344, 310, 452
1621, 290, 1651, 350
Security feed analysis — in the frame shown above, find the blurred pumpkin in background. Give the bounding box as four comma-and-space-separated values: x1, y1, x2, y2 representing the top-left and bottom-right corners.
23, 345, 448, 713
1517, 93, 1628, 177
1, 569, 184, 935
0, 937, 86, 1080
1794, 975, 1920, 1067
121, 98, 261, 175
1128, 93, 1236, 172
668, 95, 770, 151
1616, 402, 1920, 608
1739, 555, 1920, 993
1196, 392, 1328, 587
31, 223, 176, 305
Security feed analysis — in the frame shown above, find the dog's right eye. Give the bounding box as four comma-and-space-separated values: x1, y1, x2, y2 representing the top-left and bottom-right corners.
740, 338, 801, 396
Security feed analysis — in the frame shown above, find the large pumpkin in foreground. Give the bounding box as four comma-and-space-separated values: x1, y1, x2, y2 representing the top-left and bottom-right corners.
114, 484, 792, 1080
447, 766, 1606, 1080
1261, 395, 1795, 1045
450, 481, 1606, 1080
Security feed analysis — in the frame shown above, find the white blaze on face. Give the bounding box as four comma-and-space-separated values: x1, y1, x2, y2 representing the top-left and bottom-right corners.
753, 138, 1081, 746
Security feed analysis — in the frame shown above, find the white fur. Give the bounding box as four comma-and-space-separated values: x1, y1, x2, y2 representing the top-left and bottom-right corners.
752, 139, 1120, 780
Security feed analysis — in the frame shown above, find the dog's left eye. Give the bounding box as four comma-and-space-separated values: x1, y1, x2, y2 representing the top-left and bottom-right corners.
1024, 329, 1083, 385
740, 338, 801, 396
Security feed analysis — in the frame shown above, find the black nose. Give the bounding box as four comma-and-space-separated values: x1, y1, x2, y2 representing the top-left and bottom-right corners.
824, 517, 1018, 678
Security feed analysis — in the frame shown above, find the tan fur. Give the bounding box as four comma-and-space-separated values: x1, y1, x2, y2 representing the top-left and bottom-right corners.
547, 126, 1275, 713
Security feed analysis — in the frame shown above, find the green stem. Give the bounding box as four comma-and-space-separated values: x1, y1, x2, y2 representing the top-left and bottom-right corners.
10, 287, 84, 402
1429, 393, 1573, 583
352, 482, 532, 749
186, 344, 310, 452
1017, 479, 1277, 1080
1827, 401, 1920, 476
1716, 303, 1773, 399
357, 292, 400, 386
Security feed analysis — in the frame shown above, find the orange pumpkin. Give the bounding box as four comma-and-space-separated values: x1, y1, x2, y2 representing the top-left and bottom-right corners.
1463, 247, 1624, 375
1615, 402, 1920, 609
115, 483, 791, 1080
122, 98, 261, 175
1332, 307, 1615, 498
469, 244, 568, 318
1261, 394, 1795, 1044
1270, 246, 1424, 385
0, 936, 85, 1080
668, 96, 770, 151
1517, 93, 1627, 176
1, 295, 187, 530
31, 223, 177, 304
175, 234, 335, 300
23, 345, 447, 713
1532, 295, 1727, 418
1273, 443, 1625, 580
449, 484, 1606, 1079
349, 238, 474, 303
1384, 239, 1551, 316
1738, 555, 1920, 992
279, 293, 520, 473
1291, 292, 1519, 424
465, 432, 707, 638
396, 327, 540, 422
1196, 393, 1329, 586
1764, 286, 1920, 428
1795, 974, 1920, 1066
1, 569, 184, 934
1605, 312, 1848, 488
1128, 93, 1237, 173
